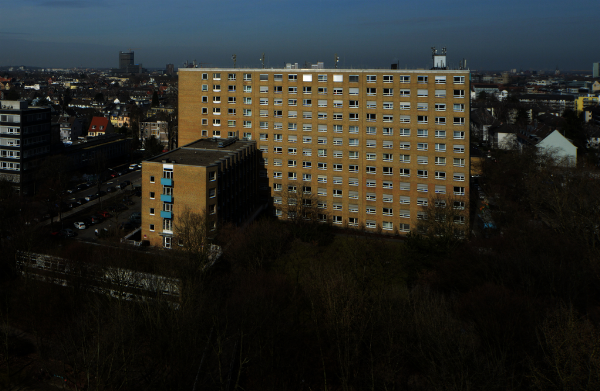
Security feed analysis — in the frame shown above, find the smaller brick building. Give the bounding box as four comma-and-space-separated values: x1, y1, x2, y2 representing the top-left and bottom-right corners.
141, 137, 258, 248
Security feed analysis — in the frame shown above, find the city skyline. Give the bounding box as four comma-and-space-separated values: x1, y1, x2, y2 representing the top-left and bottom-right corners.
1, 0, 598, 71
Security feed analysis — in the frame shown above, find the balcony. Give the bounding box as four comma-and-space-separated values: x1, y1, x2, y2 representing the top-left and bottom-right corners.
161, 177, 173, 186
160, 211, 172, 219
160, 194, 172, 203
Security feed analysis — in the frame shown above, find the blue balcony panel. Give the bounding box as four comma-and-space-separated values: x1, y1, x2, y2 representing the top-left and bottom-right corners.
161, 194, 172, 203
160, 211, 172, 219
161, 178, 173, 186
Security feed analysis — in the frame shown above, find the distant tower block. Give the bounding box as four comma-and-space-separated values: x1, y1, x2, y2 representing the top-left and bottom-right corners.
119, 51, 134, 70
431, 46, 447, 70
593, 62, 600, 78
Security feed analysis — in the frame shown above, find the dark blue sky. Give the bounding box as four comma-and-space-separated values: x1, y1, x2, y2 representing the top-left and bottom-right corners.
1, 0, 597, 71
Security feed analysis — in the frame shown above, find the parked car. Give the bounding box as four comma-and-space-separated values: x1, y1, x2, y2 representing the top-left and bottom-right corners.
74, 221, 86, 230
90, 215, 104, 224
98, 211, 112, 218
85, 194, 98, 202
60, 228, 77, 237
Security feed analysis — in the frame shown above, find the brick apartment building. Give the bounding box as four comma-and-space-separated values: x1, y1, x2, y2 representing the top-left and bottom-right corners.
141, 138, 258, 248
175, 66, 470, 235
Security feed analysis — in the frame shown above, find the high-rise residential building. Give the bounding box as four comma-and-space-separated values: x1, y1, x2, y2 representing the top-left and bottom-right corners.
0, 100, 52, 194
113, 51, 143, 74
593, 62, 600, 78
177, 66, 470, 235
141, 138, 259, 248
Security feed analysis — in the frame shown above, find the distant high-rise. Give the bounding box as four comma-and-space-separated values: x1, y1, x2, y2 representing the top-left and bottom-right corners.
593, 62, 600, 78
119, 51, 134, 70
166, 64, 175, 76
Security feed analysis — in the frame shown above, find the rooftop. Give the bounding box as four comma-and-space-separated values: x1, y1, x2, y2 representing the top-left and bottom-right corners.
145, 137, 255, 167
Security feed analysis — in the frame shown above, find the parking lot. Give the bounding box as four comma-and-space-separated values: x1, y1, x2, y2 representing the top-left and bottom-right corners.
48, 169, 142, 242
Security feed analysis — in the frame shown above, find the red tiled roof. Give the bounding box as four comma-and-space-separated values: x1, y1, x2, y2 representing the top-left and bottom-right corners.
88, 116, 110, 133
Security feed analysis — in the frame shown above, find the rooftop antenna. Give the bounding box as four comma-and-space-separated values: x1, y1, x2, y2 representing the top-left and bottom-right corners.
260, 53, 265, 69
232, 54, 237, 68
334, 53, 339, 69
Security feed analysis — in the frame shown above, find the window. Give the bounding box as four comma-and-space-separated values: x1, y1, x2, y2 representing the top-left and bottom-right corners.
400, 142, 410, 150
453, 145, 465, 153
366, 126, 376, 135
417, 198, 428, 206
435, 157, 447, 165
417, 184, 428, 192
333, 87, 343, 95
202, 96, 208, 103
435, 130, 446, 138
317, 175, 326, 183
213, 96, 221, 103
303, 86, 312, 94
302, 161, 312, 168
243, 97, 252, 104
366, 101, 377, 109
366, 88, 376, 96
366, 153, 376, 161
209, 188, 217, 198
274, 98, 283, 105
382, 127, 393, 136
367, 75, 376, 82
349, 75, 359, 82
435, 117, 446, 125
273, 171, 283, 179
383, 88, 393, 96
202, 73, 208, 80
383, 208, 393, 216
333, 203, 342, 211
417, 155, 428, 165
366, 113, 376, 122
435, 103, 446, 111
213, 119, 221, 126
366, 179, 376, 187
417, 75, 428, 83
317, 137, 327, 145
333, 138, 343, 146
454, 186, 465, 196
243, 73, 251, 81
348, 165, 359, 173
227, 120, 236, 127
228, 85, 236, 92
418, 115, 428, 124
259, 74, 268, 81
417, 129, 428, 138
202, 84, 208, 91
287, 74, 297, 81
435, 143, 446, 152
349, 177, 359, 186
454, 89, 465, 98
213, 72, 221, 80
259, 121, 268, 129
333, 113, 343, 120
454, 76, 465, 84
417, 170, 428, 178
383, 102, 393, 110
274, 183, 282, 191
400, 75, 410, 83
366, 166, 376, 174
334, 100, 344, 108
383, 153, 393, 162
333, 176, 343, 185
454, 103, 465, 112
453, 173, 465, 181
274, 146, 283, 154
288, 135, 297, 143
454, 201, 466, 210
382, 141, 393, 149
400, 115, 411, 123
366, 220, 377, 229
318, 112, 327, 119
333, 164, 343, 171
303, 74, 312, 82
333, 189, 343, 198
288, 172, 297, 180
333, 125, 343, 133
317, 188, 327, 196
435, 89, 446, 97
399, 154, 410, 163
400, 196, 410, 205
366, 140, 376, 148
453, 131, 465, 139
273, 159, 282, 166
400, 89, 410, 97
318, 149, 327, 157
349, 87, 359, 95
366, 207, 376, 214
383, 115, 393, 122
453, 158, 465, 167
435, 171, 446, 180
318, 162, 327, 170
288, 122, 297, 130
260, 98, 268, 105
274, 110, 283, 118
417, 143, 428, 151
303, 136, 312, 143
417, 102, 428, 111
303, 99, 312, 107
383, 167, 393, 175
435, 185, 446, 194
317, 87, 327, 94
317, 100, 327, 108
435, 75, 446, 84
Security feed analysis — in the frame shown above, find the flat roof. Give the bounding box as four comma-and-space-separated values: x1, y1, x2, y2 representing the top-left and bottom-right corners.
179, 68, 470, 74
145, 138, 254, 167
